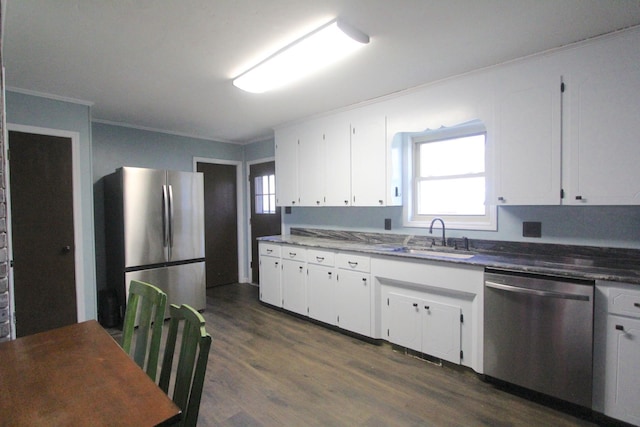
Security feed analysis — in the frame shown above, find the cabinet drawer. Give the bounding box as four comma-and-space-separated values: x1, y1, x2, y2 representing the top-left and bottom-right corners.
336, 252, 370, 272
259, 243, 281, 258
282, 246, 306, 262
307, 249, 335, 266
608, 286, 640, 318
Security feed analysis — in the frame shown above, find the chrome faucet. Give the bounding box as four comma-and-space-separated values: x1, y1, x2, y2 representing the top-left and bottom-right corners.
429, 217, 446, 247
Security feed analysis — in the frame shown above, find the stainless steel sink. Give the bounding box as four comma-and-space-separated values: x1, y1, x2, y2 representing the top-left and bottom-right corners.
401, 248, 475, 259
374, 244, 475, 260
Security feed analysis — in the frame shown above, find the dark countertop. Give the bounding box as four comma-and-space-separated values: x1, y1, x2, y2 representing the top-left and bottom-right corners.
259, 232, 640, 285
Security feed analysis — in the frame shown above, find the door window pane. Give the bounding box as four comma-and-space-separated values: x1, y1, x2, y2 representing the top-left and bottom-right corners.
255, 174, 276, 214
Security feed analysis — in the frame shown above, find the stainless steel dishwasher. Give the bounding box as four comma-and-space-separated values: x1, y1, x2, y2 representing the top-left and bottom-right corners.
483, 269, 594, 408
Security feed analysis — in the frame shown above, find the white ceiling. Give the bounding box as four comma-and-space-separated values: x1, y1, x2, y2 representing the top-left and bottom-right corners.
4, 1, 640, 144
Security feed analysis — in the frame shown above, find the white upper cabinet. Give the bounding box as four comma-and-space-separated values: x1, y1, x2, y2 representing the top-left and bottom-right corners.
562, 29, 640, 205
493, 58, 562, 205
493, 27, 640, 206
274, 126, 299, 206
275, 106, 396, 208
350, 106, 387, 206
274, 28, 640, 209
298, 121, 326, 206
276, 114, 352, 207
323, 116, 352, 206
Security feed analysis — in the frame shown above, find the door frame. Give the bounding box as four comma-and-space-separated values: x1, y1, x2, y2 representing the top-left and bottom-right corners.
192, 157, 247, 283
246, 156, 278, 284
5, 124, 86, 339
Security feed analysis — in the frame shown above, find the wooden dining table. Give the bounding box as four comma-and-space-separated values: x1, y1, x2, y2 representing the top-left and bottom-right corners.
0, 320, 181, 426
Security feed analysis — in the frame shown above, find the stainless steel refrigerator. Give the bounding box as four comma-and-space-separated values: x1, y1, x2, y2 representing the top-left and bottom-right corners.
104, 166, 206, 321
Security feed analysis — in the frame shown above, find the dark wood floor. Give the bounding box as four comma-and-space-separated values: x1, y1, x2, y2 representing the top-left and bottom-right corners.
196, 283, 598, 427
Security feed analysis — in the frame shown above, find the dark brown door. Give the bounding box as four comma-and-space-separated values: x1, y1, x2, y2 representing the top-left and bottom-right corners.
9, 131, 77, 337
197, 162, 238, 287
250, 161, 281, 284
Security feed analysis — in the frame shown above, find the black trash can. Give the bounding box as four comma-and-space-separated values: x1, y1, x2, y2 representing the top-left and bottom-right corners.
98, 289, 120, 328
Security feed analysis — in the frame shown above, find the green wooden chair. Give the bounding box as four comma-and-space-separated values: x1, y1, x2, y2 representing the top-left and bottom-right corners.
159, 304, 212, 427
121, 279, 167, 381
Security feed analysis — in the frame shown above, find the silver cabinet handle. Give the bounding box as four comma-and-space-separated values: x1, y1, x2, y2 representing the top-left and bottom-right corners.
348, 261, 358, 268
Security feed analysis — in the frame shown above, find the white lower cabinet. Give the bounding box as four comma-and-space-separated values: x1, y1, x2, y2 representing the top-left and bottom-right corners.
593, 281, 640, 425
335, 253, 371, 336
258, 243, 282, 307
281, 247, 307, 315
306, 249, 336, 324
386, 292, 461, 365
259, 242, 483, 372
335, 269, 371, 336
374, 257, 483, 372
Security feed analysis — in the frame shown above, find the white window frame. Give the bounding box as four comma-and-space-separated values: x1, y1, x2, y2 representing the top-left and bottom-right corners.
403, 121, 497, 231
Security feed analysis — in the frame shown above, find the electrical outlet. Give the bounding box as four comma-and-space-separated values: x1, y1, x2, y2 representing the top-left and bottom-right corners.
523, 221, 542, 238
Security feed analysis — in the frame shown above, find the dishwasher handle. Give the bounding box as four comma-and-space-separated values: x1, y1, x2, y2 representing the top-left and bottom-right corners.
485, 280, 591, 301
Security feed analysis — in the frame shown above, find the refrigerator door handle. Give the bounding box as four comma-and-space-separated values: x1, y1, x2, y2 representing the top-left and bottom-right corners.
162, 184, 170, 248
168, 184, 174, 249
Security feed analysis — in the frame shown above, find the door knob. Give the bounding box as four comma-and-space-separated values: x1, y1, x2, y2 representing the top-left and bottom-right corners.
62, 246, 72, 254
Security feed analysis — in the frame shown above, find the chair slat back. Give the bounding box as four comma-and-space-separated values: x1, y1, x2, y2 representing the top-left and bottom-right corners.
159, 304, 212, 427
121, 280, 167, 381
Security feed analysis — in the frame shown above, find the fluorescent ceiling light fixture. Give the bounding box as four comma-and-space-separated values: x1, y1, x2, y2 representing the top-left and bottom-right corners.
233, 19, 369, 93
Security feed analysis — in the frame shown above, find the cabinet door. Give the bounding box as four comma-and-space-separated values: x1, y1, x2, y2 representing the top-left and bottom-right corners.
386, 293, 421, 352
350, 110, 387, 207
603, 315, 640, 425
282, 259, 306, 315
493, 59, 561, 205
335, 270, 371, 336
259, 256, 281, 307
563, 32, 640, 205
307, 264, 336, 325
324, 118, 352, 206
421, 300, 461, 364
298, 124, 325, 206
274, 127, 299, 206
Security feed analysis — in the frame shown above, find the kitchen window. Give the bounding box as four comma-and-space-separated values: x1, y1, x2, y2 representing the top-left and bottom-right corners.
255, 174, 276, 214
404, 121, 496, 230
